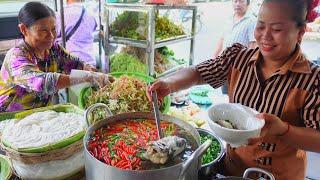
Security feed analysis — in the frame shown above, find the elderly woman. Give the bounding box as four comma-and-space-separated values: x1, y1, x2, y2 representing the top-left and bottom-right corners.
149, 0, 320, 179
0, 2, 108, 112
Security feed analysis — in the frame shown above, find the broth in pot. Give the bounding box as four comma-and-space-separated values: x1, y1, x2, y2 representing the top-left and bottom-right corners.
87, 119, 197, 170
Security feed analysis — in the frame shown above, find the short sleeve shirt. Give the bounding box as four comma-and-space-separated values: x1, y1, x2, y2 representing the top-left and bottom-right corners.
223, 13, 256, 49
196, 43, 320, 179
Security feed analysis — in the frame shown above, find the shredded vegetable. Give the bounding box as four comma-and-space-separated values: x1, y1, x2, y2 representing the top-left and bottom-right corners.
86, 76, 152, 114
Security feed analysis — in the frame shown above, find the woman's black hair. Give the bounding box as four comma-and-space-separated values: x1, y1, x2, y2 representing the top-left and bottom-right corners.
262, 0, 311, 27
18, 2, 55, 28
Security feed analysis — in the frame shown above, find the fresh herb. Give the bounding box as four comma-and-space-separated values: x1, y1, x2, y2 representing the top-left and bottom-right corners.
110, 11, 185, 40
155, 15, 185, 40
191, 90, 209, 97
200, 132, 221, 165
110, 11, 146, 40
110, 53, 147, 73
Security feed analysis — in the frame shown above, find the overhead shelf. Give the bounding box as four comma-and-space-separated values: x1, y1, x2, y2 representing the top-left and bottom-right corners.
109, 35, 192, 49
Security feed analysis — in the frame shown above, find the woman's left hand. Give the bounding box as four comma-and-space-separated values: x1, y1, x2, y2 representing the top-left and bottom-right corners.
248, 113, 288, 144
83, 63, 98, 72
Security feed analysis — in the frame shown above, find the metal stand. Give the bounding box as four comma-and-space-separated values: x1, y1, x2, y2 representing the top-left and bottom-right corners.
104, 3, 197, 77
59, 0, 66, 48
58, 0, 67, 103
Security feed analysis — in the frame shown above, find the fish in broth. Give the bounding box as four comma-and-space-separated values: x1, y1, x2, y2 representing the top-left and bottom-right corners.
88, 119, 197, 170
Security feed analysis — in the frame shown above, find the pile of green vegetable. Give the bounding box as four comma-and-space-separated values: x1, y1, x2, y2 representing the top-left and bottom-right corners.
110, 11, 146, 40
110, 11, 185, 40
155, 15, 185, 40
110, 53, 147, 74
191, 89, 209, 97
200, 132, 221, 165
120, 46, 186, 74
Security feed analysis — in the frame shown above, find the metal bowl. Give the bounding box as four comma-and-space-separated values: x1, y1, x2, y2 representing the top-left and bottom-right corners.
197, 128, 225, 177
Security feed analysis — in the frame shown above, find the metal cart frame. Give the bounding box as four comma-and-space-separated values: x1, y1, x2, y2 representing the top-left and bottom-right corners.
104, 3, 197, 77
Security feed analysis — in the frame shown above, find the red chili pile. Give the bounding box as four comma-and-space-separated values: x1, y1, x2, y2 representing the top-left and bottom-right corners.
88, 119, 177, 170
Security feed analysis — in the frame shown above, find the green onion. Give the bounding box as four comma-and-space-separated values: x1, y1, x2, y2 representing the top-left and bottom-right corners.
200, 132, 221, 165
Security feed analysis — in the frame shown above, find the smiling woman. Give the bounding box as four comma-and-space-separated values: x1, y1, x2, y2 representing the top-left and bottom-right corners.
0, 2, 111, 112
149, 0, 320, 179
18, 2, 57, 57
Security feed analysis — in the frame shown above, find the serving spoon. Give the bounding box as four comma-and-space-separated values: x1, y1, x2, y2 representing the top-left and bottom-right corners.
151, 90, 164, 139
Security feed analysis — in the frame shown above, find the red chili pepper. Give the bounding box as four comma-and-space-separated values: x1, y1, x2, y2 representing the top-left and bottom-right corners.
120, 163, 131, 170
103, 156, 111, 165
115, 160, 127, 168
111, 159, 116, 166
93, 147, 98, 158
120, 152, 130, 161
132, 158, 141, 168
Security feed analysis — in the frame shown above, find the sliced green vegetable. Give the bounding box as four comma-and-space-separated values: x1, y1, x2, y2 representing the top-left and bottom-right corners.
200, 132, 221, 165
110, 53, 147, 74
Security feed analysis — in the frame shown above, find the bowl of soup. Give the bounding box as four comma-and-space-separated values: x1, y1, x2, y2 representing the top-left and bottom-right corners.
207, 103, 265, 147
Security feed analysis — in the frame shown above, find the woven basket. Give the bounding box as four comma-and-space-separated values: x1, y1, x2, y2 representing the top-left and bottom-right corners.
0, 104, 85, 153
0, 104, 86, 179
0, 139, 83, 164
1, 139, 85, 180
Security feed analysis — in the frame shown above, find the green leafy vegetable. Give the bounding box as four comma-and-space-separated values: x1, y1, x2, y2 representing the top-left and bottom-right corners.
155, 15, 185, 40
110, 11, 185, 40
191, 90, 209, 97
110, 53, 147, 73
110, 11, 146, 40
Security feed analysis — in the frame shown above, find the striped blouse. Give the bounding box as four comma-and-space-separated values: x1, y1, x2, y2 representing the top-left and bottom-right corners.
196, 43, 320, 180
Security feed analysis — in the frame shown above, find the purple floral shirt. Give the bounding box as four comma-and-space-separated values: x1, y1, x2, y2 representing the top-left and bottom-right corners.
0, 41, 84, 112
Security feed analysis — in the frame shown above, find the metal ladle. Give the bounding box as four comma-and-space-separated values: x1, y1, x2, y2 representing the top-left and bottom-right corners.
151, 90, 164, 139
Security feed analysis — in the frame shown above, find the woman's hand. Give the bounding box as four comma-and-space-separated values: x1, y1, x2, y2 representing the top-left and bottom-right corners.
69, 72, 114, 88
147, 79, 172, 102
89, 73, 114, 88
83, 63, 98, 72
248, 113, 288, 144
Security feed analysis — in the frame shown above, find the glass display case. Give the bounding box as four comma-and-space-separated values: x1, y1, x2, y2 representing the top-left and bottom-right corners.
104, 3, 197, 77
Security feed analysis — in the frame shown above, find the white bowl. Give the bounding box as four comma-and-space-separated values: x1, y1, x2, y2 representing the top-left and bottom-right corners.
207, 103, 265, 147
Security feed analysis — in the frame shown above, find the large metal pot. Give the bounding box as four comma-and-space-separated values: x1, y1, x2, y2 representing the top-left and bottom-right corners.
83, 103, 210, 180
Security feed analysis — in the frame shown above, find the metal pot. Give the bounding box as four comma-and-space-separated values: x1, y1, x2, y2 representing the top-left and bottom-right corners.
83, 103, 211, 180
216, 168, 275, 180
197, 128, 225, 177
